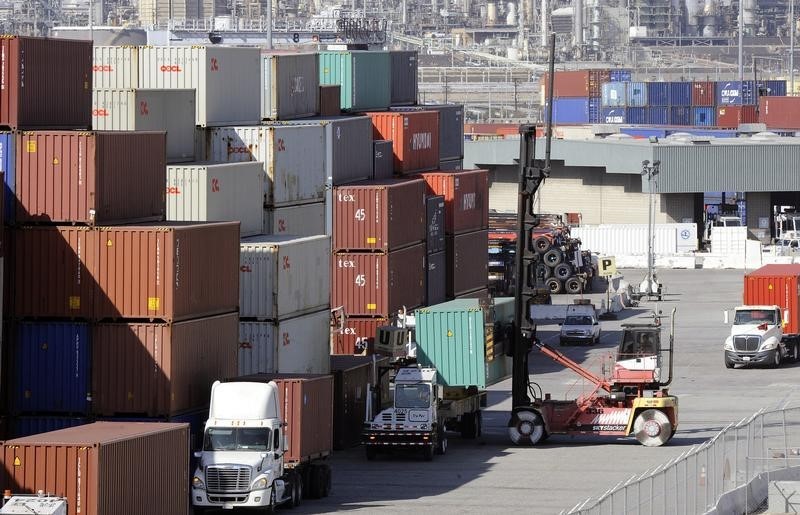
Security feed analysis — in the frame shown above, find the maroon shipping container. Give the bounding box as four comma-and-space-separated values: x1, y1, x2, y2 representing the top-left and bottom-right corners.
367, 111, 439, 174
92, 313, 238, 417
716, 105, 758, 129
0, 37, 91, 130
447, 230, 489, 297
330, 355, 389, 449
417, 169, 489, 235
331, 316, 388, 354
332, 178, 426, 252
13, 226, 96, 319
16, 131, 166, 224
320, 84, 341, 116
94, 222, 239, 321
759, 97, 800, 129
455, 288, 490, 300
333, 244, 425, 317
1, 422, 188, 515
692, 81, 715, 106
542, 70, 610, 98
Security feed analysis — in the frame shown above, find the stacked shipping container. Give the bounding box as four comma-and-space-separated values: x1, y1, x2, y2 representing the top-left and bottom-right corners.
543, 69, 630, 124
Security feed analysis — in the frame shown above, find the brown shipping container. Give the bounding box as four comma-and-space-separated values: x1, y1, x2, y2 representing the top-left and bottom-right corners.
417, 169, 489, 235
759, 97, 800, 129
716, 105, 758, 129
330, 355, 389, 450
16, 131, 167, 224
1, 422, 188, 515
92, 313, 238, 417
455, 287, 490, 300
333, 244, 426, 317
447, 230, 489, 297
332, 178, 426, 252
13, 226, 96, 319
368, 111, 439, 174
319, 84, 341, 116
692, 81, 715, 106
332, 317, 388, 355
0, 37, 91, 130
541, 70, 610, 98
93, 222, 239, 321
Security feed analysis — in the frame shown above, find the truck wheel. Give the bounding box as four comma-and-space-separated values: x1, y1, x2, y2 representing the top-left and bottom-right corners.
793, 343, 799, 363
545, 277, 563, 294
533, 236, 551, 253
322, 464, 332, 497
460, 413, 475, 439
633, 409, 672, 447
554, 263, 572, 280
771, 349, 782, 369
291, 475, 303, 508
309, 464, 325, 499
423, 444, 434, 461
724, 357, 735, 369
543, 248, 563, 266
265, 485, 277, 514
365, 446, 377, 461
435, 426, 447, 455
564, 276, 583, 294
508, 409, 546, 446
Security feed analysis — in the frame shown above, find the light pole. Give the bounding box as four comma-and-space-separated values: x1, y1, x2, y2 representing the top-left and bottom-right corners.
641, 159, 661, 298
792, 0, 796, 94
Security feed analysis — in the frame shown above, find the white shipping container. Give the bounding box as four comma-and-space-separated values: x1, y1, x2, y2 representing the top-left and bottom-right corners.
93, 46, 138, 89
206, 124, 325, 206
167, 162, 265, 237
240, 235, 331, 320
138, 46, 261, 127
264, 202, 325, 236
261, 52, 319, 120
238, 311, 331, 376
571, 224, 698, 256
92, 89, 196, 163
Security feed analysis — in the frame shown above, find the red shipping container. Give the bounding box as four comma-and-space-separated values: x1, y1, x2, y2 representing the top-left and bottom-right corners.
447, 230, 489, 297
716, 105, 758, 129
92, 313, 238, 417
743, 264, 800, 335
541, 70, 610, 98
16, 131, 166, 224
759, 97, 800, 129
692, 81, 715, 106
13, 226, 96, 319
332, 244, 425, 317
1, 422, 188, 515
0, 37, 91, 130
367, 111, 439, 174
331, 317, 388, 354
332, 178, 425, 252
417, 169, 489, 235
94, 222, 240, 321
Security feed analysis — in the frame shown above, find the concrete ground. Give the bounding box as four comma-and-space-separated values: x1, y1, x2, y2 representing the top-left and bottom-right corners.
259, 269, 800, 514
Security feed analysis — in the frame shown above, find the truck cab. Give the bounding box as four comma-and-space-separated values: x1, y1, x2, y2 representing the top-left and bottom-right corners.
724, 306, 798, 368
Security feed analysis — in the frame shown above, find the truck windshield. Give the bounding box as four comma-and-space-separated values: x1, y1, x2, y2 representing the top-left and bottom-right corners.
395, 384, 431, 409
734, 309, 779, 325
203, 427, 271, 452
564, 316, 593, 326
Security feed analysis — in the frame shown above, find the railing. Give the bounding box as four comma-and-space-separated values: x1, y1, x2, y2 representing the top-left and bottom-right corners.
563, 406, 800, 514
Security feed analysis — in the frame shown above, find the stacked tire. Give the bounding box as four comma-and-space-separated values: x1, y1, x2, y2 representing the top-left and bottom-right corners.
527, 234, 588, 295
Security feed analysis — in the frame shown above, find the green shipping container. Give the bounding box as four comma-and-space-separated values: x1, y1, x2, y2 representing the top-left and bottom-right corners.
318, 51, 391, 111
415, 299, 511, 388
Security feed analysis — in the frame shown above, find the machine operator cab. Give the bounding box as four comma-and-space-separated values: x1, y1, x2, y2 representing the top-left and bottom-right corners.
612, 310, 675, 392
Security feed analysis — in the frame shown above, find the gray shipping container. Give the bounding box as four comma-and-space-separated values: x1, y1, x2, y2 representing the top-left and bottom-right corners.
426, 195, 445, 254
438, 158, 463, 171
373, 140, 393, 180
390, 51, 418, 106
426, 251, 446, 306
391, 104, 464, 161
261, 52, 320, 120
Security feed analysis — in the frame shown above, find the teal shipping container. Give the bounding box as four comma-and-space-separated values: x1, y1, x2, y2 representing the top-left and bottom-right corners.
415, 299, 511, 388
318, 51, 391, 112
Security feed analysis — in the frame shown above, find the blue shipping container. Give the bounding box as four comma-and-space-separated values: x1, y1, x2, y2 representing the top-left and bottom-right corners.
626, 82, 649, 107
763, 80, 787, 97
547, 98, 590, 124
601, 82, 626, 107
627, 107, 647, 124
716, 81, 750, 105
648, 82, 670, 106
692, 107, 716, 126
669, 82, 692, 106
0, 132, 14, 224
619, 127, 669, 139
13, 322, 91, 415
600, 107, 626, 124
9, 416, 88, 438
588, 97, 601, 123
671, 106, 692, 126
610, 69, 632, 82
647, 106, 670, 125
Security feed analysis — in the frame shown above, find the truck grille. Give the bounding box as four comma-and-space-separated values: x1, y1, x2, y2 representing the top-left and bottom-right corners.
734, 336, 760, 352
206, 466, 251, 493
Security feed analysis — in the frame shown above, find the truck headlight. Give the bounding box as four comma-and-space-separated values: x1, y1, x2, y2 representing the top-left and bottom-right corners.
192, 476, 205, 490
724, 341, 734, 351
252, 476, 269, 490
762, 341, 777, 351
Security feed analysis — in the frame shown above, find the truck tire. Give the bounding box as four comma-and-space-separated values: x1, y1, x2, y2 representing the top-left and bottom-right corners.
265, 485, 277, 514
460, 413, 475, 439
435, 426, 447, 455
771, 349, 782, 369
564, 276, 583, 294
545, 277, 563, 294
543, 248, 563, 266
322, 464, 332, 497
309, 464, 325, 499
423, 444, 434, 461
508, 409, 546, 446
291, 474, 303, 508
365, 446, 377, 461
533, 236, 551, 253
553, 263, 572, 280
792, 343, 800, 363
724, 357, 735, 369
475, 411, 482, 437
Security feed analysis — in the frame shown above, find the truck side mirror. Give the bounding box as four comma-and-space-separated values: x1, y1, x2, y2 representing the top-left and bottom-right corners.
723, 311, 729, 324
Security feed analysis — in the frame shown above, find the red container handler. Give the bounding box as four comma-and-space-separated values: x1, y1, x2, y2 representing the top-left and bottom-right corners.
367, 111, 439, 174
0, 36, 92, 130
416, 169, 489, 235
759, 97, 800, 129
331, 316, 388, 354
332, 178, 425, 252
743, 264, 800, 335
446, 230, 489, 297
716, 105, 758, 129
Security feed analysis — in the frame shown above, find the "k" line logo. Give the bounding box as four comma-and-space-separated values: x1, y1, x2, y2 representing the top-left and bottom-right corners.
282, 256, 290, 270
277, 219, 286, 232
139, 101, 149, 115
276, 138, 286, 151
211, 178, 220, 192
210, 57, 219, 71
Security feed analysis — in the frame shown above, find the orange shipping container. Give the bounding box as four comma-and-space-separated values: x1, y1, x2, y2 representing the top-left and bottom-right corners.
92, 313, 238, 416
93, 222, 239, 321
1, 422, 188, 515
541, 70, 610, 98
716, 105, 758, 129
759, 96, 800, 129
416, 169, 489, 235
367, 111, 439, 174
743, 264, 800, 335
16, 131, 167, 224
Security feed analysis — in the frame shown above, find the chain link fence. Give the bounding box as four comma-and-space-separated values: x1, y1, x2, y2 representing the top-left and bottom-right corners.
562, 406, 800, 515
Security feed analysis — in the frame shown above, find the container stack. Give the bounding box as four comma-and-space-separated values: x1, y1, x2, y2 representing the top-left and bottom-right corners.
543, 69, 630, 124
319, 51, 391, 112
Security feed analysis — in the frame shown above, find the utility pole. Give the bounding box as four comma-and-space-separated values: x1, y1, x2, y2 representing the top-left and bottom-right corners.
738, 0, 744, 83
792, 0, 796, 94
641, 159, 661, 298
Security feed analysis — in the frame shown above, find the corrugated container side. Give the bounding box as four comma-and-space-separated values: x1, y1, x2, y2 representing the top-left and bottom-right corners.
166, 162, 264, 237
417, 169, 489, 235
764, 80, 787, 97
426, 195, 446, 254
321, 116, 374, 186
261, 52, 319, 120
545, 98, 589, 123
1, 422, 189, 515
273, 375, 334, 463
692, 106, 716, 127
426, 250, 447, 305
331, 317, 388, 355
648, 82, 670, 106
446, 230, 489, 297
330, 356, 389, 450
11, 322, 91, 415
373, 139, 394, 180
744, 265, 800, 335
588, 97, 601, 123
368, 111, 440, 174
319, 85, 341, 116
692, 81, 715, 106
669, 82, 692, 106
390, 104, 464, 161
93, 46, 138, 89
92, 314, 238, 416
600, 107, 626, 124
332, 244, 426, 317
626, 82, 648, 107
627, 107, 647, 124
716, 105, 758, 129
13, 226, 95, 319
390, 51, 418, 105
94, 222, 240, 321
332, 179, 426, 252
264, 202, 325, 236
239, 235, 331, 320
0, 37, 91, 129
0, 132, 14, 223
238, 311, 331, 376
759, 97, 800, 129
541, 70, 590, 97
601, 82, 626, 107
16, 131, 167, 224
318, 51, 391, 111
647, 106, 670, 125
671, 106, 692, 126
8, 416, 89, 439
